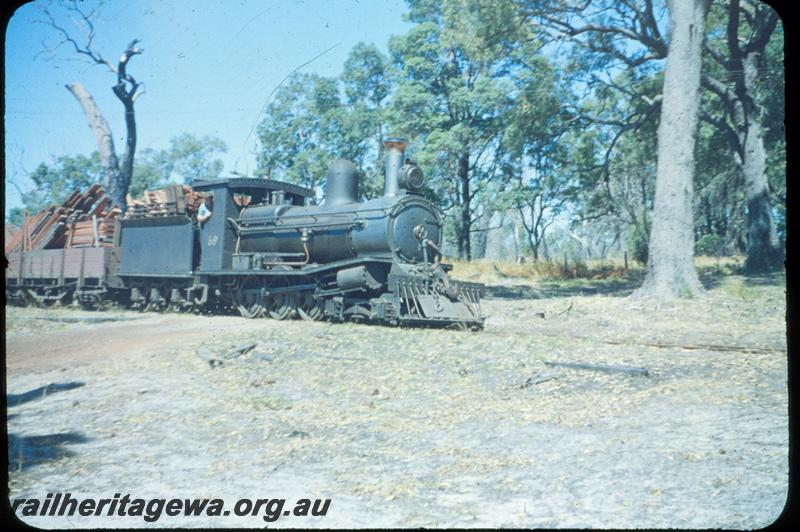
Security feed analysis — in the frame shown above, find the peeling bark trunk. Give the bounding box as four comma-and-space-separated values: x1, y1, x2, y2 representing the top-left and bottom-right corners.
635, 0, 708, 300
66, 82, 122, 186
66, 82, 130, 210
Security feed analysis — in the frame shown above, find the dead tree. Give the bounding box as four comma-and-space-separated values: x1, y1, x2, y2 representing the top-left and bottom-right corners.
40, 2, 143, 210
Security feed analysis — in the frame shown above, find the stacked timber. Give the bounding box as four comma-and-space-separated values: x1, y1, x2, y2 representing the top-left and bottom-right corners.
125, 184, 205, 219
4, 185, 121, 254
5, 183, 205, 255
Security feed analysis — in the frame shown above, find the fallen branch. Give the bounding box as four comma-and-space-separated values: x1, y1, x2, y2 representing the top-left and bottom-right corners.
224, 343, 257, 360
544, 361, 650, 377
598, 338, 784, 355
550, 301, 574, 318
492, 328, 785, 355
317, 354, 367, 362
520, 371, 559, 388
35, 316, 141, 323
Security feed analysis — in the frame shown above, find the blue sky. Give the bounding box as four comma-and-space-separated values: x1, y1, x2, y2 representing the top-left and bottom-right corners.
4, 0, 412, 215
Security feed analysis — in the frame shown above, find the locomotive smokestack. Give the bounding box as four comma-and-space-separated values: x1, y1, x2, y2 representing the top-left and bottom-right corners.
383, 138, 407, 197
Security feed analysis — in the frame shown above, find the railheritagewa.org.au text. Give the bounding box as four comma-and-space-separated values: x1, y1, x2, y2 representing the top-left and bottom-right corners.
12, 493, 331, 523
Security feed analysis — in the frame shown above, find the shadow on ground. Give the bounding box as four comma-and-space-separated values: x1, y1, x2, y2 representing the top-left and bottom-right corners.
743, 272, 786, 286
485, 265, 780, 300
486, 271, 645, 300
697, 266, 730, 291
8, 432, 89, 472
8, 382, 85, 407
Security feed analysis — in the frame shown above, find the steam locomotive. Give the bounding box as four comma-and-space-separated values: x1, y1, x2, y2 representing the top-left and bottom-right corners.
6, 140, 485, 328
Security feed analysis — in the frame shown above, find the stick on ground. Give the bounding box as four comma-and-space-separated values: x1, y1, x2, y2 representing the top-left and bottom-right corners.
544, 361, 650, 377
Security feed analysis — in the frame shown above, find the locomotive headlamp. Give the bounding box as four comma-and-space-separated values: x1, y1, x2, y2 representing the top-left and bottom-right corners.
399, 163, 425, 191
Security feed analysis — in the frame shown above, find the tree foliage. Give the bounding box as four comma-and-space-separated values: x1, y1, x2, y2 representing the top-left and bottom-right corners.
168, 133, 227, 185
249, 0, 783, 276
8, 133, 227, 224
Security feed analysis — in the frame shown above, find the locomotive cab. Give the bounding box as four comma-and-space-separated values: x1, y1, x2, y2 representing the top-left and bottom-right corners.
192, 178, 313, 272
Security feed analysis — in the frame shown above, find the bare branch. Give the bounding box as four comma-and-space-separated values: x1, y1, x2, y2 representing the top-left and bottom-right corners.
536, 1, 667, 60
37, 3, 116, 73
700, 111, 742, 158
743, 6, 778, 55
701, 73, 734, 108
704, 41, 729, 69
6, 178, 27, 200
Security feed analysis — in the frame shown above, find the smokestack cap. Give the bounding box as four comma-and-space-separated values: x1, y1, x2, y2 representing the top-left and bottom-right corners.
384, 138, 408, 151
383, 138, 408, 197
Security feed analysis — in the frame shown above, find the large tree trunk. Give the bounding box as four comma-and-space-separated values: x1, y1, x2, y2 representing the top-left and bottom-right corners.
66, 82, 129, 210
702, 1, 781, 272
741, 94, 780, 272
739, 43, 782, 273
635, 0, 708, 300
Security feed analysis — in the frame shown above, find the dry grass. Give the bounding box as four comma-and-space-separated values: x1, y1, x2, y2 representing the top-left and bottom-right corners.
448, 255, 745, 285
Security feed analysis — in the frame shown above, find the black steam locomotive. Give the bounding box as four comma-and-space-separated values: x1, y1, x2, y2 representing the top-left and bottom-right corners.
8, 140, 485, 328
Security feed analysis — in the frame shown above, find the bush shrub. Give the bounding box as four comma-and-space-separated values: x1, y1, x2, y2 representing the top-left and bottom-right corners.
627, 225, 649, 264
695, 234, 724, 256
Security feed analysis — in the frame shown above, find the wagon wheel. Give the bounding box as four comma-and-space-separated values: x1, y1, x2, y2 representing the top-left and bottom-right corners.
127, 284, 145, 312
25, 289, 45, 308
234, 278, 265, 319
145, 301, 165, 312
297, 292, 325, 321
78, 293, 101, 311
39, 289, 59, 308
142, 281, 167, 312
7, 290, 26, 307
144, 292, 166, 313
51, 289, 70, 308
167, 290, 189, 313
265, 277, 295, 320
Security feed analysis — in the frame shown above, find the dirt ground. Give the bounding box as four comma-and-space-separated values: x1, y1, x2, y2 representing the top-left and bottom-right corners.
6, 272, 788, 528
